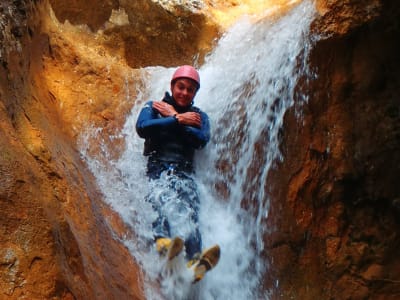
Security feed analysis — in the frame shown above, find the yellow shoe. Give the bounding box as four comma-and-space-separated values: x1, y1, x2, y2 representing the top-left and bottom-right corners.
156, 237, 172, 256
193, 245, 220, 283
167, 237, 184, 260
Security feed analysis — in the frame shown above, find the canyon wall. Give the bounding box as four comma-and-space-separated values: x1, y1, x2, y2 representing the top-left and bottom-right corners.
0, 0, 399, 299
0, 1, 145, 298
265, 0, 400, 299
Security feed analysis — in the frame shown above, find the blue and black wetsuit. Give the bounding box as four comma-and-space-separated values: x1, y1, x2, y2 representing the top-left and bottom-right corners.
136, 92, 210, 259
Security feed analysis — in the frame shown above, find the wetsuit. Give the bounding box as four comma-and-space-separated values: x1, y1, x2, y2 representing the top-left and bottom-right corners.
136, 92, 210, 258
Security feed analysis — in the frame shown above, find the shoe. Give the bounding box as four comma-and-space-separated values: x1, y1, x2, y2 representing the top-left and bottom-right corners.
167, 237, 184, 260
156, 237, 184, 259
156, 237, 172, 256
192, 245, 220, 283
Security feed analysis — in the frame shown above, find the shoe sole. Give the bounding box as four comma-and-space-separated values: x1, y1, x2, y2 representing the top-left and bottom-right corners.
167, 237, 184, 260
193, 245, 220, 283
199, 245, 220, 269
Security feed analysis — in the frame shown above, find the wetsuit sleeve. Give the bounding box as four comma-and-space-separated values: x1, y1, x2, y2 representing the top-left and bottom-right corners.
181, 111, 210, 149
136, 101, 177, 138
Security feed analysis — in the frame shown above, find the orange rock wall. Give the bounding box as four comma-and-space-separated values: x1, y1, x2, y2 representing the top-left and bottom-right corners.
48, 0, 220, 68
0, 0, 145, 299
265, 0, 400, 298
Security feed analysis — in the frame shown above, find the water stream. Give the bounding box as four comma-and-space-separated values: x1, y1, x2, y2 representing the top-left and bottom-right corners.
80, 1, 317, 299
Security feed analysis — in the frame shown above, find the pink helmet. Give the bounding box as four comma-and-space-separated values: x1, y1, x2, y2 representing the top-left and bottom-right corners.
171, 65, 200, 89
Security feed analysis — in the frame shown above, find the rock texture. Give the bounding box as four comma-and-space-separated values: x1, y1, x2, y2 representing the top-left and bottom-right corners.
1, 0, 399, 299
265, 0, 400, 299
0, 1, 144, 299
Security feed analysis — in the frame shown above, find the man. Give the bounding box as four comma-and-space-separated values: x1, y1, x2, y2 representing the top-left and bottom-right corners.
136, 65, 220, 282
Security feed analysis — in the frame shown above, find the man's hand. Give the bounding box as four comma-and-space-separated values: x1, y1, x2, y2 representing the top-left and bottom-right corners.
176, 112, 201, 128
152, 101, 176, 117
153, 101, 201, 128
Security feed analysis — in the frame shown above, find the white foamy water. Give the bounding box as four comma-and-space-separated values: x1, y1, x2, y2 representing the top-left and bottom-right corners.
80, 1, 317, 299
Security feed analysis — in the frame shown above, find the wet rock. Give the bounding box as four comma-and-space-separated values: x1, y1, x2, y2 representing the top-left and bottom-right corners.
265, 0, 400, 298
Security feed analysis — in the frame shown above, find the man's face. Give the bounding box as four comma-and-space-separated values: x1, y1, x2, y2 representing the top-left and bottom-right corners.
171, 78, 198, 107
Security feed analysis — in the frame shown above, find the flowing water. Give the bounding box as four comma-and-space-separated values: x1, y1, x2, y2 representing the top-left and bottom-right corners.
80, 1, 317, 299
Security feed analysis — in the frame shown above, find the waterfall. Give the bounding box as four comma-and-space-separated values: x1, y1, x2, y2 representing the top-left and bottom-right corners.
80, 1, 317, 299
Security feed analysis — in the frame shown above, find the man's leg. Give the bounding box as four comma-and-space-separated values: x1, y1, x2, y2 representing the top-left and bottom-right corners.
146, 160, 173, 254
172, 173, 202, 259
185, 228, 202, 259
